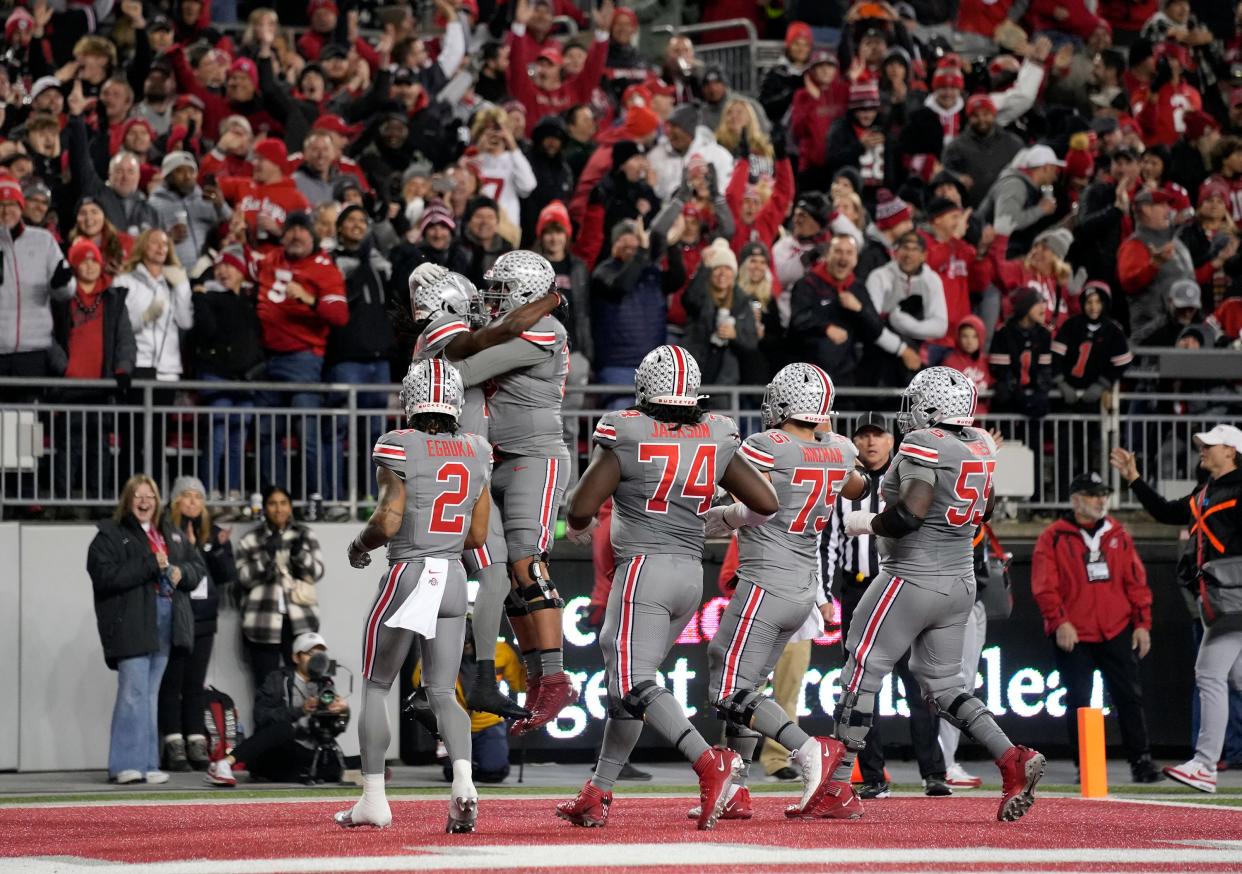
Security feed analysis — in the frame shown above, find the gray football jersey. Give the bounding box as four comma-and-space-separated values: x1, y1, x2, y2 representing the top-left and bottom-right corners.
593, 409, 740, 561
737, 429, 858, 601
485, 314, 569, 458
413, 313, 487, 436
879, 426, 997, 591
372, 428, 493, 563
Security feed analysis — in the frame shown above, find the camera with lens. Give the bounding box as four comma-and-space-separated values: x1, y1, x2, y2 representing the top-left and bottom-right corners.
305, 650, 350, 742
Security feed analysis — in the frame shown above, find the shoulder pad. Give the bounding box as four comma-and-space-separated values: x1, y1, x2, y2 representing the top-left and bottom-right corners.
519, 319, 562, 347
592, 411, 621, 446
896, 430, 942, 466
740, 432, 776, 470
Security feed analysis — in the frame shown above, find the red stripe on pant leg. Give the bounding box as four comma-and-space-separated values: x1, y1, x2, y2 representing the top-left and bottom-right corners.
719, 585, 764, 699
615, 556, 644, 695
537, 458, 558, 552
363, 563, 406, 679
846, 576, 905, 694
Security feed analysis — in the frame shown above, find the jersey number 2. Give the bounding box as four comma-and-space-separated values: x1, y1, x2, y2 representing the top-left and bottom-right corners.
639, 443, 716, 514
945, 459, 996, 528
430, 462, 471, 535
789, 468, 849, 533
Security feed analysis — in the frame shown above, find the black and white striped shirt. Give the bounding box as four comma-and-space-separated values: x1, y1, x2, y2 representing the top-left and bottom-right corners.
820, 464, 889, 601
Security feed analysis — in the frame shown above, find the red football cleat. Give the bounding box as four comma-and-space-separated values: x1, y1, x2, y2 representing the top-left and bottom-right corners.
556, 780, 612, 828
692, 746, 742, 831
511, 672, 578, 736
996, 745, 1046, 822
686, 785, 752, 820
785, 780, 864, 820
787, 736, 847, 817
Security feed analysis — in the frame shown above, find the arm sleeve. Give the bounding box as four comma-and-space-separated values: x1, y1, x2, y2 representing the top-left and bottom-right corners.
889, 276, 948, 341
1117, 239, 1159, 294
1029, 529, 1068, 634
993, 177, 1047, 232
86, 531, 159, 595
1129, 477, 1194, 525
234, 531, 273, 590
437, 18, 466, 78
508, 149, 538, 198
993, 59, 1044, 126
290, 527, 325, 583
572, 31, 611, 102
452, 337, 550, 386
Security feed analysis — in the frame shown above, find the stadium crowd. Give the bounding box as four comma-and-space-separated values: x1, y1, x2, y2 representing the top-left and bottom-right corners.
3, 0, 1242, 506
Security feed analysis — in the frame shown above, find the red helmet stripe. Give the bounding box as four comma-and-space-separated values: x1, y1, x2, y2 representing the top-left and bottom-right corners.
670, 345, 686, 396
812, 364, 832, 417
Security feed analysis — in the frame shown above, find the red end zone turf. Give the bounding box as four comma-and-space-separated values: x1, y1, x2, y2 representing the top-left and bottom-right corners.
1, 796, 1240, 872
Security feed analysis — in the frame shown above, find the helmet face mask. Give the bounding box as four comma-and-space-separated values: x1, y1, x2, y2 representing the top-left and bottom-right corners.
634, 344, 705, 408
898, 366, 976, 433
761, 363, 835, 430
400, 358, 465, 422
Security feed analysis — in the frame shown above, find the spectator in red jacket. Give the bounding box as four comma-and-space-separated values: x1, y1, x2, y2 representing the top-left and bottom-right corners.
199, 115, 255, 181
790, 49, 849, 192
220, 138, 311, 251
252, 211, 347, 498
725, 152, 794, 256
507, 0, 613, 137
923, 198, 994, 361
941, 314, 992, 413
1030, 471, 1162, 784
296, 0, 381, 70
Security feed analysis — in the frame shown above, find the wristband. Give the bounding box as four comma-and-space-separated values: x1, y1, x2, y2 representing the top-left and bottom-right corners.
723, 501, 776, 530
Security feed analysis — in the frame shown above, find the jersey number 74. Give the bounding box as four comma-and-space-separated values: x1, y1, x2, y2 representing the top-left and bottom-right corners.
638, 443, 716, 515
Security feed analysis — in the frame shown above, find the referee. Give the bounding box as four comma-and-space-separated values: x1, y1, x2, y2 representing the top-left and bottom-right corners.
821, 412, 951, 798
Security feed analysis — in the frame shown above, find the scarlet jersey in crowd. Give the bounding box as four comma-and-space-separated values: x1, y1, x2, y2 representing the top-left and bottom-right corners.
957, 0, 1013, 38
923, 234, 993, 347
220, 176, 311, 249
199, 149, 255, 180
790, 79, 849, 175
1137, 81, 1202, 147
726, 157, 795, 254
1207, 298, 1242, 340
251, 248, 349, 355
507, 26, 609, 137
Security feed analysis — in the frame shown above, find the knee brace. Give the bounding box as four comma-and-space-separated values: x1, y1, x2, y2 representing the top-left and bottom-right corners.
504, 589, 529, 618
933, 693, 990, 738
511, 556, 565, 612
618, 679, 667, 719
832, 690, 874, 751
715, 689, 764, 729
724, 721, 763, 741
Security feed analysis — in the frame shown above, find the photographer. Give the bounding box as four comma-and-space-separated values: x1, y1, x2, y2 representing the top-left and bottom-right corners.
205, 632, 348, 786
235, 486, 324, 697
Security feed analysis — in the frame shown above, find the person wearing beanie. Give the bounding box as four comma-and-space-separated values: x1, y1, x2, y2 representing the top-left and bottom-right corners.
568, 103, 667, 231
698, 61, 771, 139
161, 40, 284, 142
827, 75, 893, 204
252, 210, 348, 496
157, 474, 234, 773
758, 20, 814, 125
219, 138, 310, 251
988, 225, 1080, 332
1063, 135, 1096, 201
386, 205, 473, 311
459, 195, 515, 287
900, 67, 965, 182
647, 102, 735, 203
507, 0, 614, 137
151, 150, 233, 269
1179, 179, 1242, 314
864, 230, 948, 385
988, 283, 1054, 419
790, 48, 850, 193
1167, 110, 1221, 198
942, 93, 1024, 209
771, 190, 839, 311
533, 199, 593, 371
858, 188, 913, 279
520, 114, 575, 246
574, 138, 659, 269
1051, 281, 1132, 412
200, 116, 256, 181
682, 237, 762, 385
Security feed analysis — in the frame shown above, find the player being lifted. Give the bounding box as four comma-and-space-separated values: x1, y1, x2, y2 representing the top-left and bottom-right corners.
832, 366, 1044, 822
445, 251, 576, 734
557, 345, 779, 830
697, 363, 868, 820
409, 263, 560, 720
338, 359, 493, 833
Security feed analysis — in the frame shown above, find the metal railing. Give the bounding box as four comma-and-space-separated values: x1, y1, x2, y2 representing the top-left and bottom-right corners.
1, 376, 1235, 519
652, 19, 759, 95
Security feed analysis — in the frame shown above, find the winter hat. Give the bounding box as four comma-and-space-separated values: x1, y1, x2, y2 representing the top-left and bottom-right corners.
611, 218, 640, 245
1199, 178, 1230, 205
739, 240, 771, 264
254, 138, 288, 170
874, 188, 912, 230
1064, 145, 1094, 180
228, 57, 259, 90
333, 176, 363, 201
0, 174, 25, 207
965, 94, 996, 117
418, 206, 456, 234
215, 244, 247, 274
702, 238, 738, 273
667, 103, 700, 134
621, 105, 660, 140
1183, 111, 1218, 144
924, 196, 962, 221
833, 166, 863, 195
5, 7, 34, 41
931, 68, 964, 91
1011, 286, 1043, 320
463, 195, 500, 226
161, 150, 198, 176
171, 475, 207, 500
282, 210, 316, 239
1081, 280, 1111, 313
1033, 227, 1073, 260
536, 200, 571, 238
785, 21, 813, 48
794, 191, 832, 228
929, 169, 968, 202
68, 237, 103, 269
610, 140, 643, 169
849, 76, 881, 110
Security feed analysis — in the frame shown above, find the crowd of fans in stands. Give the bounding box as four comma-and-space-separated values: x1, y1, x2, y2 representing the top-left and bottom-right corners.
2, 0, 1242, 500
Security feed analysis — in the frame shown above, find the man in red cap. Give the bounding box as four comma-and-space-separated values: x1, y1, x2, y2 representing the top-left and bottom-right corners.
220, 139, 311, 251
943, 94, 1024, 208
1118, 188, 1197, 342
296, 0, 382, 70
507, 0, 614, 137
758, 20, 813, 125
166, 46, 281, 140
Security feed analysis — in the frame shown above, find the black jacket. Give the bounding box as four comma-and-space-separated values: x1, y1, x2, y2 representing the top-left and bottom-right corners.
49, 287, 137, 382
1130, 468, 1242, 585
87, 515, 205, 669
190, 286, 265, 380
988, 318, 1053, 418
254, 666, 315, 733
521, 121, 576, 247
326, 240, 397, 364
681, 266, 762, 385
169, 518, 238, 635
787, 266, 884, 383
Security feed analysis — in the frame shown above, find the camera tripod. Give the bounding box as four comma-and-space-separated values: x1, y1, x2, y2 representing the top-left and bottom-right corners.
304, 738, 347, 784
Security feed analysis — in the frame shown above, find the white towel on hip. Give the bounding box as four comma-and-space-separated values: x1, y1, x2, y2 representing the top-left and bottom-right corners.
385, 558, 449, 639
789, 604, 825, 644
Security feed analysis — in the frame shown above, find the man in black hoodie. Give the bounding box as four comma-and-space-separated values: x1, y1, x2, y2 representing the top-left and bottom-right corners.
988, 287, 1053, 420
520, 115, 575, 247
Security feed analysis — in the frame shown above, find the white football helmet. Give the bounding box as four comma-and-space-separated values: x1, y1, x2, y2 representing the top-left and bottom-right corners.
898, 366, 977, 433
634, 344, 705, 408
761, 363, 835, 429
411, 271, 478, 323
400, 358, 465, 422
481, 250, 554, 315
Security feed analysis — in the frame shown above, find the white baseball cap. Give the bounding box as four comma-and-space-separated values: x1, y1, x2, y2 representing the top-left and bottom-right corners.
1018, 144, 1066, 169
1193, 424, 1242, 452
292, 632, 327, 655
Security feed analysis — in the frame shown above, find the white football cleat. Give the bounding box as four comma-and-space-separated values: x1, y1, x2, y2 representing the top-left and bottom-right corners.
1163, 759, 1217, 794
446, 759, 479, 834
945, 764, 982, 788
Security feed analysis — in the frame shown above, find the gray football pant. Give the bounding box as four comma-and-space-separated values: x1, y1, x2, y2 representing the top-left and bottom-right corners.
358, 559, 471, 775
938, 600, 988, 768
1192, 626, 1242, 767
708, 579, 816, 770
840, 572, 1012, 763
490, 449, 571, 559
593, 554, 710, 789
462, 497, 510, 661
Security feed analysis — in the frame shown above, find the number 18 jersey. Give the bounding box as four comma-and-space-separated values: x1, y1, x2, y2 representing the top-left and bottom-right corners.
593, 409, 740, 561
879, 426, 997, 592
737, 429, 858, 602
372, 428, 493, 563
